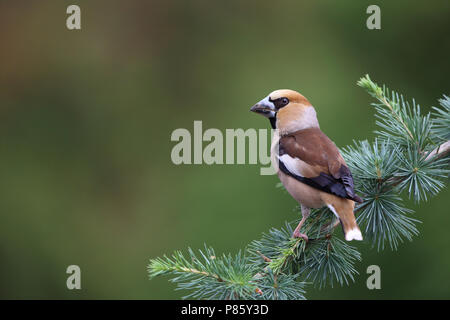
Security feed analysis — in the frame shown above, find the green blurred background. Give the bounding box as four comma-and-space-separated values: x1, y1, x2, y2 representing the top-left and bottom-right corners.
0, 0, 449, 299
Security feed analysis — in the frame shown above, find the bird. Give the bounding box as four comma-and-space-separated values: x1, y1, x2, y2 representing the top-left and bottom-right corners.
250, 89, 363, 241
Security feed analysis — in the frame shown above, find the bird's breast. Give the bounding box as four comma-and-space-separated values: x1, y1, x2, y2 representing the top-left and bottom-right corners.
271, 130, 325, 208
277, 170, 326, 209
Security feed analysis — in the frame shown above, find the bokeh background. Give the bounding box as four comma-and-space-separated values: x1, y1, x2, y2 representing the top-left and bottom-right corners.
0, 0, 449, 299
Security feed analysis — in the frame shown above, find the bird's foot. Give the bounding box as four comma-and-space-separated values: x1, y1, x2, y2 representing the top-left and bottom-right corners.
292, 230, 308, 242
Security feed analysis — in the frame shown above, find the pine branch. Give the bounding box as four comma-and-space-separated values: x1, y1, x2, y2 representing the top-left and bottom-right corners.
358, 76, 415, 141
148, 245, 308, 300
340, 75, 450, 249
148, 246, 262, 300
254, 269, 307, 300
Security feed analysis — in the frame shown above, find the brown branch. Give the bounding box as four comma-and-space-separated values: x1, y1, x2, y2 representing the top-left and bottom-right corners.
179, 267, 222, 281
256, 251, 272, 263
425, 140, 450, 161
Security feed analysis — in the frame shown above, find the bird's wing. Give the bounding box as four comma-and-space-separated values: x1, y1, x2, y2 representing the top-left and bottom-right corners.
278, 128, 362, 202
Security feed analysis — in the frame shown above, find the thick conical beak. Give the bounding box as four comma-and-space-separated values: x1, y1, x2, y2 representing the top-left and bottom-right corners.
250, 97, 276, 118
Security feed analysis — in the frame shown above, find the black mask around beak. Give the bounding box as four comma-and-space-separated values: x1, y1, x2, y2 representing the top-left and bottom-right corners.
250, 96, 277, 129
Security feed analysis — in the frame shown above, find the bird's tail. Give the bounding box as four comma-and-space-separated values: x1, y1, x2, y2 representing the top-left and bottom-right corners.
326, 199, 363, 241
339, 211, 363, 241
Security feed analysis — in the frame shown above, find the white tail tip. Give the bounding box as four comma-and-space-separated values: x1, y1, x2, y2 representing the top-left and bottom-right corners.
345, 228, 363, 241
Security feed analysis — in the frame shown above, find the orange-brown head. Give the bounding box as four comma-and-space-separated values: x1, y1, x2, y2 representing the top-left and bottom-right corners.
250, 89, 319, 135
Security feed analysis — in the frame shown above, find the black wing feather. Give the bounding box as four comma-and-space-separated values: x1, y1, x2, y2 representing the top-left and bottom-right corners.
278, 159, 362, 203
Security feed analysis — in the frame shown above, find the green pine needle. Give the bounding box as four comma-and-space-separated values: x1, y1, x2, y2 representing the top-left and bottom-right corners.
432, 95, 450, 141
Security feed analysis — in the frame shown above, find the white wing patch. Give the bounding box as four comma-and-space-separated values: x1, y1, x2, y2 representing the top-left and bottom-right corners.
278, 154, 304, 177
327, 204, 340, 219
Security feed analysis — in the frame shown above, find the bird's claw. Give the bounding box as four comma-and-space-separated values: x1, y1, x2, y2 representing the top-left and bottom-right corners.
292, 231, 308, 242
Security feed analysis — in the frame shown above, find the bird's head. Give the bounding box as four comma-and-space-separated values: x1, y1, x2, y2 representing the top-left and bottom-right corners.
250, 89, 319, 134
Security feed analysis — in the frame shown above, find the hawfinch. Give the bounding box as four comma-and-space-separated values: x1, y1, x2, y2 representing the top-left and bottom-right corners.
250, 89, 363, 241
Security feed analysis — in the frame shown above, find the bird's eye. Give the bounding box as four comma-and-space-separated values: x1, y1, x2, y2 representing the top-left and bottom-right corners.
272, 97, 289, 109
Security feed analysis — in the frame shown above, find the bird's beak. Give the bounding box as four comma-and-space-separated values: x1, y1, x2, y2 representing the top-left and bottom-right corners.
250, 96, 276, 118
